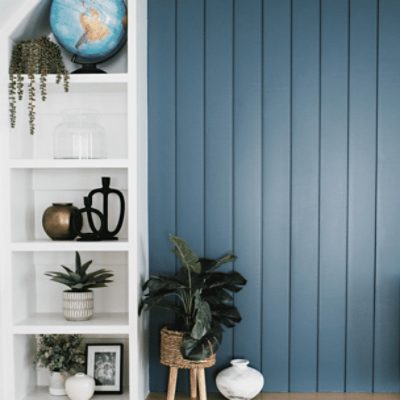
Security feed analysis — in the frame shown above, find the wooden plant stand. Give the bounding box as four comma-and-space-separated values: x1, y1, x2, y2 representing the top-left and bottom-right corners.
160, 327, 216, 400
167, 366, 208, 400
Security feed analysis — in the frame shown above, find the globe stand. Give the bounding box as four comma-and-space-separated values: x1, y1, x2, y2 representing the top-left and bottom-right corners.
71, 55, 107, 74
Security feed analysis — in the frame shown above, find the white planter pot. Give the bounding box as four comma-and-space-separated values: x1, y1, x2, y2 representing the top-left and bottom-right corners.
216, 359, 264, 400
65, 373, 95, 400
63, 291, 94, 321
49, 371, 68, 396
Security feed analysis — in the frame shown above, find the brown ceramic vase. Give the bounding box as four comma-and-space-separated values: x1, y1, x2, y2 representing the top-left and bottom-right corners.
42, 203, 82, 240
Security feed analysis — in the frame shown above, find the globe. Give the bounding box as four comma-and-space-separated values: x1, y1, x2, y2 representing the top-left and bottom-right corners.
50, 0, 127, 65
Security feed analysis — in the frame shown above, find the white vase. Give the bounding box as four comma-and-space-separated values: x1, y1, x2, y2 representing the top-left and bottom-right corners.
63, 291, 94, 321
216, 359, 264, 400
49, 371, 68, 396
65, 373, 95, 400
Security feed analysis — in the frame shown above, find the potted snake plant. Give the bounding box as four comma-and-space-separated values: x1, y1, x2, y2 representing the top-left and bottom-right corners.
45, 252, 113, 321
140, 235, 246, 362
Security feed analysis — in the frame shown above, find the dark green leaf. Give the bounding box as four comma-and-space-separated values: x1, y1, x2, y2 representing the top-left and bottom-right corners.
75, 252, 81, 274
170, 235, 201, 274
191, 292, 211, 340
181, 332, 221, 361
60, 265, 73, 274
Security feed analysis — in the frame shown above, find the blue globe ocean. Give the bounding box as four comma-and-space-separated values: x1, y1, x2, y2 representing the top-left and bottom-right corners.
50, 0, 127, 64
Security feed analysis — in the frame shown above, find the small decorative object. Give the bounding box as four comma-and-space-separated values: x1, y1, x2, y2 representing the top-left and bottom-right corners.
216, 359, 264, 400
49, 371, 69, 396
42, 203, 82, 240
65, 373, 95, 400
50, 0, 128, 73
9, 36, 69, 134
35, 334, 85, 396
73, 177, 125, 241
140, 235, 247, 400
45, 252, 114, 321
86, 343, 123, 394
53, 109, 106, 159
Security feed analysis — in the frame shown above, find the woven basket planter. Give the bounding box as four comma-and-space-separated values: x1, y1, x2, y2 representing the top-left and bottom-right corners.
63, 291, 94, 321
160, 327, 216, 369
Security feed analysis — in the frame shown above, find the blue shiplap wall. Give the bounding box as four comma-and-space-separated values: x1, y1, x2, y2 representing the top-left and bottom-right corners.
148, 0, 400, 392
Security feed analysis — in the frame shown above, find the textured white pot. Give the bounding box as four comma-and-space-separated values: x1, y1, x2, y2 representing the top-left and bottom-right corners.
49, 371, 68, 396
63, 291, 94, 321
65, 373, 95, 400
216, 359, 264, 400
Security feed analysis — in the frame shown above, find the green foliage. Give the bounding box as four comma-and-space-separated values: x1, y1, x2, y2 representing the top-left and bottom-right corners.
9, 36, 69, 134
45, 252, 114, 292
35, 334, 85, 373
140, 235, 246, 361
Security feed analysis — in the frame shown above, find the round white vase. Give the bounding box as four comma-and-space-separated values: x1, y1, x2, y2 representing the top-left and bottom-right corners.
65, 373, 95, 400
49, 371, 68, 396
216, 359, 264, 400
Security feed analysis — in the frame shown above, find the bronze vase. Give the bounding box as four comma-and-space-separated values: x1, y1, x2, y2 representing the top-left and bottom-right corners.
42, 203, 82, 240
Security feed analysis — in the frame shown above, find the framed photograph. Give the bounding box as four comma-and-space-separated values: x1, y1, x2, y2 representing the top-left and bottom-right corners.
86, 343, 123, 394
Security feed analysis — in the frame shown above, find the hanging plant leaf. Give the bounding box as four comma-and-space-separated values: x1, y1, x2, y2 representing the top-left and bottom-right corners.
9, 36, 69, 134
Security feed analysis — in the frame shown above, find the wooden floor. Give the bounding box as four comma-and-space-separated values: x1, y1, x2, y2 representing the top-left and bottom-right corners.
148, 393, 400, 400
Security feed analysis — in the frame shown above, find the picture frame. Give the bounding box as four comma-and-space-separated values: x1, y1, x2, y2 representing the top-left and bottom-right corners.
86, 343, 123, 394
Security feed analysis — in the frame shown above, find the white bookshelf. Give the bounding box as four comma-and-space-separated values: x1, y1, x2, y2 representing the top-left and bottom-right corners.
0, 1, 149, 399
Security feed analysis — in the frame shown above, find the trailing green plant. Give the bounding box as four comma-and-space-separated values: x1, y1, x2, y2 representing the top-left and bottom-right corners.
45, 252, 114, 292
35, 334, 85, 373
140, 235, 246, 361
9, 36, 69, 134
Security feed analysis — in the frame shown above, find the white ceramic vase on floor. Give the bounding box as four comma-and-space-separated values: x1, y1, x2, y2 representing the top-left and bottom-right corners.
49, 371, 68, 396
65, 373, 95, 400
216, 359, 264, 400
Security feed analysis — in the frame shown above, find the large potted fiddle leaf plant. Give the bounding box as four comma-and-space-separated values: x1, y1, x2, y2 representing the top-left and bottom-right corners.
140, 235, 246, 364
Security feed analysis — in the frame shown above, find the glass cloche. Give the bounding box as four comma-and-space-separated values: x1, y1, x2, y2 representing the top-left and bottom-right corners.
53, 109, 106, 159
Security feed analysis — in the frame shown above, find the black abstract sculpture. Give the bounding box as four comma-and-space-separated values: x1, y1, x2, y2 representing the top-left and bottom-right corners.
73, 177, 125, 241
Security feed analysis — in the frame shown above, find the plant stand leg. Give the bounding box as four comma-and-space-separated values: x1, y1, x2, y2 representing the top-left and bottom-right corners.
197, 368, 207, 400
167, 367, 178, 400
190, 368, 197, 400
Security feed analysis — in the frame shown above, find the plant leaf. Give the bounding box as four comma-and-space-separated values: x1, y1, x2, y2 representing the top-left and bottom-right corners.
80, 260, 93, 276
191, 291, 211, 340
60, 265, 73, 274
170, 235, 201, 274
181, 330, 221, 361
75, 252, 81, 274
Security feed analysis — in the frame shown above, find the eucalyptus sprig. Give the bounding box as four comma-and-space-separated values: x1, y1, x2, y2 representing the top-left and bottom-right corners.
9, 36, 69, 134
35, 334, 85, 373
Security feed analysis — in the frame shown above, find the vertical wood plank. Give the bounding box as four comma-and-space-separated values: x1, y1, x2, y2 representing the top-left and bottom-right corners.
346, 0, 377, 391
148, 0, 176, 392
262, 0, 291, 392
176, 0, 205, 251
233, 0, 263, 370
318, 0, 348, 391
204, 0, 234, 391
290, 0, 320, 391
176, 0, 205, 392
375, 0, 400, 391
